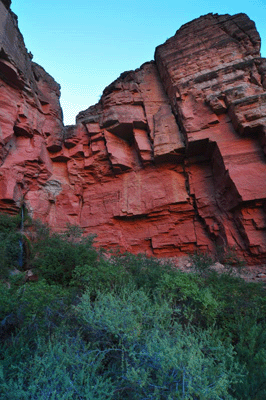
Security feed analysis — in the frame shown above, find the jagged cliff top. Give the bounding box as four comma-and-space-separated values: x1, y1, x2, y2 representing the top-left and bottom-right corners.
0, 3, 266, 265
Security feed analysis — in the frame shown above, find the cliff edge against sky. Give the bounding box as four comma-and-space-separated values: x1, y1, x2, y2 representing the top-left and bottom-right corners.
1, 0, 266, 263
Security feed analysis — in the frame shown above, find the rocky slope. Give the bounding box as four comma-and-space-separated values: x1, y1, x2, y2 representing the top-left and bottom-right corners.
1, 1, 266, 263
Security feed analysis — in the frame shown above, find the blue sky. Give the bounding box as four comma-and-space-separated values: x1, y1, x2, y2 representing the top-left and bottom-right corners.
11, 0, 266, 125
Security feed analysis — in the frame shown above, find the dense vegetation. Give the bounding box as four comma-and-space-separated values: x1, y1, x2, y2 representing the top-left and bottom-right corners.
1, 212, 266, 399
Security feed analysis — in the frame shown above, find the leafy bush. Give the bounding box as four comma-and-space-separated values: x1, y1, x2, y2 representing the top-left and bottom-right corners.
70, 258, 127, 295
0, 213, 23, 278
71, 251, 175, 295
232, 315, 266, 399
158, 271, 221, 325
74, 286, 243, 399
0, 277, 72, 340
0, 334, 115, 400
1, 212, 266, 399
109, 252, 173, 291
32, 224, 98, 286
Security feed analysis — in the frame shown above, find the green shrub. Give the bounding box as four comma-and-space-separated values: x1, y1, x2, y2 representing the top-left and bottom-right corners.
0, 278, 72, 340
109, 252, 174, 291
74, 286, 243, 399
71, 252, 175, 296
0, 218, 265, 399
232, 315, 266, 399
32, 224, 98, 286
158, 271, 221, 325
75, 285, 172, 342
0, 334, 115, 400
0, 213, 23, 278
70, 258, 127, 294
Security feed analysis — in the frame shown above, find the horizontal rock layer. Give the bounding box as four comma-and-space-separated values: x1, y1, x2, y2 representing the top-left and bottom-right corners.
0, 2, 266, 263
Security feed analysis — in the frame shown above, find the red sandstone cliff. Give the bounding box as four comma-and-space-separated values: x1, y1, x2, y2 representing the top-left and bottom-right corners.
0, 1, 266, 262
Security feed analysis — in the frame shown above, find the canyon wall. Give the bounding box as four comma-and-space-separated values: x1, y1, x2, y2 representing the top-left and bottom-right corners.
1, 0, 266, 262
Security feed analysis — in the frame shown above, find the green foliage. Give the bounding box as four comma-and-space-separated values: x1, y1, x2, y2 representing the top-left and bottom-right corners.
109, 252, 174, 291
0, 212, 266, 399
233, 315, 266, 399
33, 224, 98, 286
75, 286, 172, 342
70, 258, 126, 294
0, 277, 72, 340
74, 286, 242, 399
0, 213, 23, 278
158, 271, 221, 325
71, 251, 174, 295
0, 334, 115, 400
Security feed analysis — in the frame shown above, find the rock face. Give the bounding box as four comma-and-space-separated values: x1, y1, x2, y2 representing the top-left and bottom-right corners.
1, 3, 266, 263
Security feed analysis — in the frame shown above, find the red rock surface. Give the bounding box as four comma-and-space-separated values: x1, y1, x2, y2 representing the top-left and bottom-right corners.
1, 3, 266, 263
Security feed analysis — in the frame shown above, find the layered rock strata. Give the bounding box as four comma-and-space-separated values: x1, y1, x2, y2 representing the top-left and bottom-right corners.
0, 2, 266, 262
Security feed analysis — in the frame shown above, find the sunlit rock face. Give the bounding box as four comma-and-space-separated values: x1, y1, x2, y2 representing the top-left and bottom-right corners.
1, 1, 266, 263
